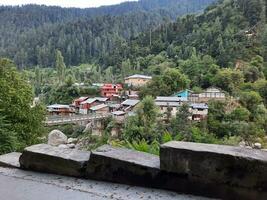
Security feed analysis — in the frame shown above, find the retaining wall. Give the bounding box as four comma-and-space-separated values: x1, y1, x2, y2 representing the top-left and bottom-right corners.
16, 142, 267, 200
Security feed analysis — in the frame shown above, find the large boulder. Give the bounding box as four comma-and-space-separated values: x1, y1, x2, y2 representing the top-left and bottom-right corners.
48, 130, 67, 146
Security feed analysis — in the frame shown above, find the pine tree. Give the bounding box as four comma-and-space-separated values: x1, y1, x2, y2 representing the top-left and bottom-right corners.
55, 50, 66, 85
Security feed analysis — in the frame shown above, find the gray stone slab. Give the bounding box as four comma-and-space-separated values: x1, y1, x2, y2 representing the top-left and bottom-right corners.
19, 144, 90, 177
0, 152, 21, 168
160, 141, 267, 191
86, 145, 161, 187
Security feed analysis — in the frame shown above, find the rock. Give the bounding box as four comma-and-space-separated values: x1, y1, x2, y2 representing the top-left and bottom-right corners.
48, 130, 67, 146
239, 141, 246, 147
58, 144, 68, 149
83, 122, 93, 133
67, 144, 75, 149
68, 138, 78, 144
262, 149, 267, 152
160, 141, 267, 190
0, 152, 21, 168
254, 143, 262, 149
245, 146, 253, 149
19, 144, 91, 177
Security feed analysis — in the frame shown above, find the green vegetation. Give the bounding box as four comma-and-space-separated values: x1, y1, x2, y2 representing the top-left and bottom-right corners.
0, 59, 45, 154
0, 0, 267, 154
0, 0, 216, 68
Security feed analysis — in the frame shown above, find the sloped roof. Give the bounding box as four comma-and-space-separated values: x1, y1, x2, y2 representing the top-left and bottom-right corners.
90, 104, 108, 111
80, 98, 96, 105
156, 96, 188, 102
47, 104, 70, 109
112, 111, 126, 116
95, 97, 109, 102
121, 99, 140, 106
80, 97, 109, 105
155, 102, 181, 107
125, 74, 152, 80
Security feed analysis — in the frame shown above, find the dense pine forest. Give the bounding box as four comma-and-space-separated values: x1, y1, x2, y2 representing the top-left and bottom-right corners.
0, 0, 216, 68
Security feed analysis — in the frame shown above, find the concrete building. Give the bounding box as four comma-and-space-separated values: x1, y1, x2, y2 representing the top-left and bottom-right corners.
101, 84, 123, 98
189, 103, 209, 121
155, 96, 187, 117
197, 87, 226, 103
155, 97, 208, 121
125, 74, 152, 87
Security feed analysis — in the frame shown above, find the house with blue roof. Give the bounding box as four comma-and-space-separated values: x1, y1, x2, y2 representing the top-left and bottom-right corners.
173, 89, 193, 100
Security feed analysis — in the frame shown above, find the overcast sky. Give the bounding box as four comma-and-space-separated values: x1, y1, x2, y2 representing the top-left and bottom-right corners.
0, 0, 137, 8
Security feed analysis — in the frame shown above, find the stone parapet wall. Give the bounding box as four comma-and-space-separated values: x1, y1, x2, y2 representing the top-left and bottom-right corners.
13, 142, 267, 200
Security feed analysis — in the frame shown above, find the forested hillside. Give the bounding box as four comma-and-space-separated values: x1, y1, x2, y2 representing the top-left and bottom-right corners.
115, 0, 266, 69
0, 0, 216, 68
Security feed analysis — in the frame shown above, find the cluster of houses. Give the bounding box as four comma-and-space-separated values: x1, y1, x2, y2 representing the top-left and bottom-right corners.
47, 74, 226, 122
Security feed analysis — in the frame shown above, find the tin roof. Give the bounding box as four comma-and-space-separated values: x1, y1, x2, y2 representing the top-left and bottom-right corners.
121, 99, 140, 106
80, 97, 108, 105
47, 104, 70, 109
156, 96, 188, 102
155, 102, 181, 107
90, 104, 108, 111
125, 74, 152, 80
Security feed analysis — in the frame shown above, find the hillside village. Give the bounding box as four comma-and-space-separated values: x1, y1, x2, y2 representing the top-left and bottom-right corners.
47, 74, 226, 123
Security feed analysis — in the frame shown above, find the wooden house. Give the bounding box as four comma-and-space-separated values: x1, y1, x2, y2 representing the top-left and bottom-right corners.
79, 97, 108, 115
47, 104, 74, 116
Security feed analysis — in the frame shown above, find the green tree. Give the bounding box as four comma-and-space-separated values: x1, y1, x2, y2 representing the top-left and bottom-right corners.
139, 68, 190, 98
213, 69, 244, 94
228, 107, 250, 122
170, 104, 192, 140
239, 91, 263, 111
55, 50, 66, 85
0, 58, 45, 151
123, 96, 160, 142
0, 115, 17, 154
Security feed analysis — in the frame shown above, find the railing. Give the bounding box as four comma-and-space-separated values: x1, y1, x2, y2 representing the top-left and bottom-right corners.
45, 113, 110, 126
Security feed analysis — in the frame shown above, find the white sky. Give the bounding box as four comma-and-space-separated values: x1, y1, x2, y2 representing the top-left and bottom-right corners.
0, 0, 137, 8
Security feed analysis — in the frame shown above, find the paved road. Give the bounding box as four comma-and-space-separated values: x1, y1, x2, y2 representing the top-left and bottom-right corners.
0, 167, 213, 200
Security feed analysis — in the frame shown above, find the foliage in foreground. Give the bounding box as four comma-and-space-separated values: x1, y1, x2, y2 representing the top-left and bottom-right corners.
0, 59, 45, 153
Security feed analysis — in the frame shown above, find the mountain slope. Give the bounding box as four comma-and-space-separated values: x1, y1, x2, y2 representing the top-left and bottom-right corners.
113, 0, 266, 68
0, 0, 217, 68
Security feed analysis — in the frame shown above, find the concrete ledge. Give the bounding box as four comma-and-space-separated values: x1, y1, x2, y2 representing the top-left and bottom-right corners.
86, 145, 161, 187
0, 152, 21, 168
160, 141, 267, 191
19, 144, 90, 177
